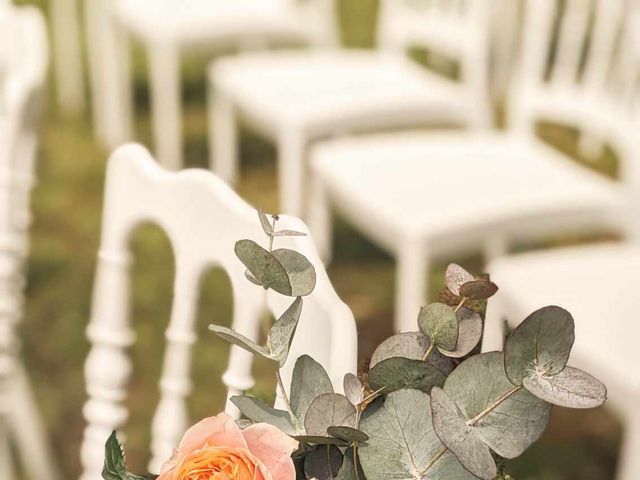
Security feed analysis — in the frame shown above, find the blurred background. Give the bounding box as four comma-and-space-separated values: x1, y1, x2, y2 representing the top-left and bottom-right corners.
4, 0, 626, 478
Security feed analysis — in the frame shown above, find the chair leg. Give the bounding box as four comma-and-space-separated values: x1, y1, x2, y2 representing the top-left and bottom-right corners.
395, 239, 428, 333
9, 364, 60, 480
51, 0, 85, 115
91, 4, 133, 147
481, 293, 507, 352
617, 410, 640, 480
307, 172, 332, 263
277, 130, 306, 217
149, 42, 182, 170
209, 88, 239, 184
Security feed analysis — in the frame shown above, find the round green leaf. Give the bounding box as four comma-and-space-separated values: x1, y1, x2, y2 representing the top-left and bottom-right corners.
305, 393, 356, 437
442, 352, 551, 459
459, 279, 498, 300
504, 306, 575, 385
230, 396, 297, 435
272, 248, 316, 296
304, 445, 343, 480
290, 355, 334, 421
430, 387, 497, 480
523, 366, 607, 408
359, 389, 478, 480
327, 426, 369, 443
417, 303, 459, 350
445, 263, 474, 296
438, 308, 482, 359
368, 357, 447, 394
266, 297, 303, 366
235, 240, 291, 294
370, 332, 454, 375
343, 373, 364, 406
336, 446, 365, 480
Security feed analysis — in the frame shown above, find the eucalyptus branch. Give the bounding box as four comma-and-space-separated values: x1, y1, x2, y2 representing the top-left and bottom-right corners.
276, 369, 301, 431
467, 385, 523, 426
268, 215, 277, 252
421, 342, 435, 362
454, 297, 467, 313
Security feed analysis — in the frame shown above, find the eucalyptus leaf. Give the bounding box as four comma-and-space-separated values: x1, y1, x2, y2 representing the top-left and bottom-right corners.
304, 445, 343, 480
359, 389, 478, 480
271, 248, 316, 296
459, 280, 498, 300
235, 239, 291, 294
445, 263, 474, 296
438, 308, 482, 359
327, 426, 369, 443
441, 352, 551, 459
336, 447, 365, 480
274, 229, 307, 237
522, 366, 607, 408
418, 303, 459, 351
430, 387, 497, 480
290, 355, 334, 421
368, 357, 447, 394
294, 435, 347, 446
230, 396, 297, 435
305, 393, 356, 437
208, 324, 272, 359
343, 373, 364, 406
266, 297, 303, 366
258, 209, 273, 236
369, 332, 454, 375
244, 270, 262, 286
504, 306, 575, 386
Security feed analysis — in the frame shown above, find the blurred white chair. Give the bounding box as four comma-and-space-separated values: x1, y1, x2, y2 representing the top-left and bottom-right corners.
307, 0, 635, 332
0, 5, 56, 480
87, 0, 337, 169
80, 144, 357, 480
484, 244, 640, 480
209, 0, 492, 217
50, 0, 85, 115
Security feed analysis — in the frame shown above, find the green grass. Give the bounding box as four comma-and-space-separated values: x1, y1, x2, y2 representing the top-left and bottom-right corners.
15, 0, 620, 478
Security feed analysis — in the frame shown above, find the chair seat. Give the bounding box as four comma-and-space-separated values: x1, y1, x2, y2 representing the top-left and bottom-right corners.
311, 132, 622, 251
116, 0, 305, 44
212, 50, 466, 135
489, 243, 640, 396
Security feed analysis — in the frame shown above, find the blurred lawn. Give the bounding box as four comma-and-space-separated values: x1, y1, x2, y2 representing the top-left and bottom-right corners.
16, 0, 621, 478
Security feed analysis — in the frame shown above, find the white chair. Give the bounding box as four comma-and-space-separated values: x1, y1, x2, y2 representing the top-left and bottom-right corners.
209, 0, 493, 217
0, 5, 57, 480
80, 144, 357, 480
306, 0, 636, 332
483, 244, 640, 480
87, 0, 337, 169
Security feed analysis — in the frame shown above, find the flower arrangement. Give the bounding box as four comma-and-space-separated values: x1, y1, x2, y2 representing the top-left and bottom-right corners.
103, 210, 607, 480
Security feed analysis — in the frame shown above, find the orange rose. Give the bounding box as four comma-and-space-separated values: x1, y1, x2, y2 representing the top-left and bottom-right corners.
158, 413, 298, 480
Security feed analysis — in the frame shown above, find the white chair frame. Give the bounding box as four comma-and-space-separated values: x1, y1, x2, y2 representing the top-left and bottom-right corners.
305, 0, 637, 331
80, 144, 357, 480
208, 0, 493, 218
86, 0, 337, 169
0, 5, 57, 480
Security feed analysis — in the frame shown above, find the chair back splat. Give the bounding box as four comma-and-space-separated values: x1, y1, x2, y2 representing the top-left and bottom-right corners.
80, 144, 357, 480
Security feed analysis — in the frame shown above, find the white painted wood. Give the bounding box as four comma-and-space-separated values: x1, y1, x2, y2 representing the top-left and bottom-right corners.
307, 0, 640, 331
80, 144, 357, 480
50, 0, 85, 115
209, 0, 493, 216
0, 4, 56, 480
87, 0, 336, 167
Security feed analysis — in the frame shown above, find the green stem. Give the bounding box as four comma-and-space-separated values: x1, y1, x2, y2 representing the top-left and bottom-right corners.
454, 297, 467, 313
420, 447, 447, 475
268, 216, 277, 251
353, 443, 360, 480
421, 342, 435, 362
467, 385, 523, 426
276, 369, 301, 430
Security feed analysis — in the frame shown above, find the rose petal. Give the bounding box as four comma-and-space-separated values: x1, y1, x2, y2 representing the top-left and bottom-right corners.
176, 413, 247, 460
242, 423, 298, 480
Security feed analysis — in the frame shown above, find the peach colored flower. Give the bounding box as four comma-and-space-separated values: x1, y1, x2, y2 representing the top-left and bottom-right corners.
158, 413, 298, 480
